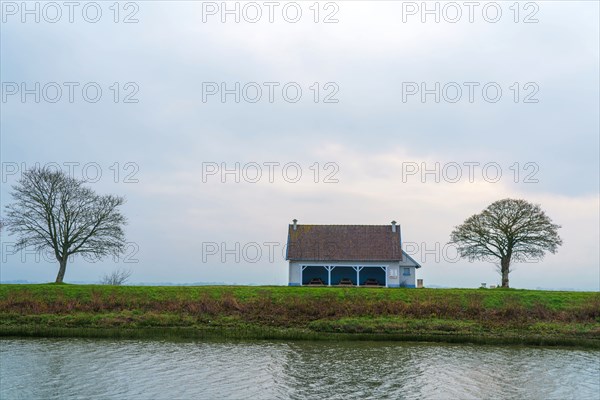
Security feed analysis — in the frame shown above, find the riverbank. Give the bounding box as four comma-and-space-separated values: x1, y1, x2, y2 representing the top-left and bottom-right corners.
1, 285, 598, 348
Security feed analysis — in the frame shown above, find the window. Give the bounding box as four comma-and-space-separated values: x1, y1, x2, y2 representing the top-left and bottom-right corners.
389, 268, 398, 278
403, 268, 411, 276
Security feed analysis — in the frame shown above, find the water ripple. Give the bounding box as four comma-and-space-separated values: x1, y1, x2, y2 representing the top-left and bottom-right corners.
1, 339, 598, 400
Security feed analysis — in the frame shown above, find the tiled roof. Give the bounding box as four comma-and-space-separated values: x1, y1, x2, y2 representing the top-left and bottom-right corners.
286, 224, 402, 261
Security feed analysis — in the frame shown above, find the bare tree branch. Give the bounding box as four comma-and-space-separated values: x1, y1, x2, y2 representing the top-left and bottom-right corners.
449, 198, 562, 288
100, 268, 133, 285
4, 167, 128, 283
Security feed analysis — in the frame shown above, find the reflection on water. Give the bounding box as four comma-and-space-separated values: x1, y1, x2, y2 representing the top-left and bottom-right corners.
1, 338, 599, 399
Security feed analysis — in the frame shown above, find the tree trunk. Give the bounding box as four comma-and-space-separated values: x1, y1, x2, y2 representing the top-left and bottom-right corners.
500, 257, 510, 288
55, 258, 67, 283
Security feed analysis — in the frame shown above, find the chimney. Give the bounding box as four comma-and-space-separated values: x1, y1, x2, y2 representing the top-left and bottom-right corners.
292, 219, 298, 231
391, 220, 397, 233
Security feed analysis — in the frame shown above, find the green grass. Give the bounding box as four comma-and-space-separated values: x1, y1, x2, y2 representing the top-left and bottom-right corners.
0, 284, 598, 348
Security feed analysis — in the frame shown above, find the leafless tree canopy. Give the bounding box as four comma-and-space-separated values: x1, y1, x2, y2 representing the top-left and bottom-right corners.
100, 268, 133, 285
449, 198, 562, 288
5, 167, 127, 283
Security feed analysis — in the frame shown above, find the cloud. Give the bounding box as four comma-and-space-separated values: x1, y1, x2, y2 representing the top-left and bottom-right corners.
1, 1, 598, 289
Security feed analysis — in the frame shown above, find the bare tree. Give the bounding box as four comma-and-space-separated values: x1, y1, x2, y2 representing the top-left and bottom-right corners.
449, 198, 562, 288
100, 268, 133, 285
4, 167, 127, 283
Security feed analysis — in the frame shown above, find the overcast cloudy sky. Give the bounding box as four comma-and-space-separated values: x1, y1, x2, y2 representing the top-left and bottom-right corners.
1, 1, 598, 290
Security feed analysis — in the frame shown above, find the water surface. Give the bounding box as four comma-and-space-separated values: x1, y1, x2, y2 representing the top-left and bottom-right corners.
1, 338, 598, 399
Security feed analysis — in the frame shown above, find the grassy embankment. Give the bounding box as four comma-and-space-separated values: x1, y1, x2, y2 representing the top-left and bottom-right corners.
1, 284, 599, 347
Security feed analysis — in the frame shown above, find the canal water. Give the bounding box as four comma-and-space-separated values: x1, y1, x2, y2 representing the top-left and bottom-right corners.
1, 338, 598, 399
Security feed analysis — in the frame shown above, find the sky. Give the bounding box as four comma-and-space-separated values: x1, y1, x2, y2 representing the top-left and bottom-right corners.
1, 1, 599, 290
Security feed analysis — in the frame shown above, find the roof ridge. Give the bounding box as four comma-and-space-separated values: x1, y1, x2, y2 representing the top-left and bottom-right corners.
288, 224, 399, 226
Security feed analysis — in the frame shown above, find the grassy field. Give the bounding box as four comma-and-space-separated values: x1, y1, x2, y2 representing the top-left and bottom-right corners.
1, 284, 599, 347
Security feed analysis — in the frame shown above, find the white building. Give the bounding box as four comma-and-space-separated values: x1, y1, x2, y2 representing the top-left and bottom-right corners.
286, 220, 421, 288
